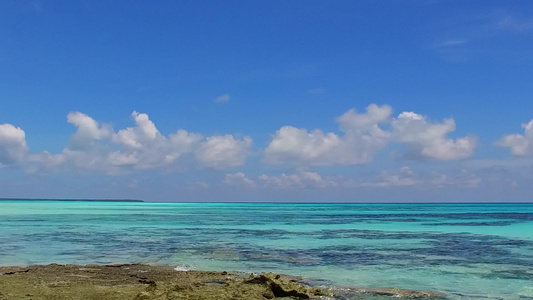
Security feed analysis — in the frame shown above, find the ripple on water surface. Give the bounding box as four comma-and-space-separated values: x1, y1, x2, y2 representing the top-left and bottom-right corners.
0, 201, 532, 300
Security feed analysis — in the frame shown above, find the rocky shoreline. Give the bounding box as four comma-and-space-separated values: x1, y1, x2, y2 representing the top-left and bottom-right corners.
0, 264, 446, 300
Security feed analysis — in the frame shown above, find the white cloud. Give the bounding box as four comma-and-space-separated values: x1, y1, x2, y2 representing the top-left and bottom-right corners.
113, 111, 160, 149
433, 39, 468, 48
223, 171, 336, 189
264, 104, 475, 166
358, 167, 480, 189
359, 167, 418, 187
213, 94, 230, 103
5, 104, 478, 175
223, 172, 256, 188
391, 112, 476, 160
429, 169, 481, 189
464, 158, 533, 169
264, 126, 343, 164
429, 37, 470, 62
169, 129, 203, 153
29, 111, 251, 173
264, 104, 392, 166
496, 120, 533, 156
67, 112, 112, 151
28, 148, 109, 174
354, 168, 482, 189
28, 151, 65, 171
336, 104, 392, 130
259, 171, 337, 189
0, 123, 28, 166
108, 112, 203, 170
223, 167, 482, 190
195, 135, 252, 169
497, 15, 533, 32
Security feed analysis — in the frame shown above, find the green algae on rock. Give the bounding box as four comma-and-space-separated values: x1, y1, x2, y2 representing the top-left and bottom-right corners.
0, 264, 445, 300
0, 264, 326, 300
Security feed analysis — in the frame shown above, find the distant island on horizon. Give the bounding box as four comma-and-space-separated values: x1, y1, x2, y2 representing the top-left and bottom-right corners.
0, 198, 144, 202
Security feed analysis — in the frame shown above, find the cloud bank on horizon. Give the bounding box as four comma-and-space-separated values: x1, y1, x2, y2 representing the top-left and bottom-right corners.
264, 104, 478, 165
0, 104, 530, 181
18, 111, 253, 173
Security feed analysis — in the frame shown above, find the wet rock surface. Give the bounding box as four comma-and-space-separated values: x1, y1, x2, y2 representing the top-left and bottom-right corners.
327, 286, 447, 299
0, 264, 445, 299
245, 273, 326, 299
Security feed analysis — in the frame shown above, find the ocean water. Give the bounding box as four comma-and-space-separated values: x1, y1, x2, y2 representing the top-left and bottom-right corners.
0, 201, 532, 299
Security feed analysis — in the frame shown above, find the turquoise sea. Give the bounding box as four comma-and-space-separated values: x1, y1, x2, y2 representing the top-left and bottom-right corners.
0, 201, 531, 299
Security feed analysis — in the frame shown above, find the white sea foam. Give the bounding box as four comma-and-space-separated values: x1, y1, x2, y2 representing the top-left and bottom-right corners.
174, 264, 194, 271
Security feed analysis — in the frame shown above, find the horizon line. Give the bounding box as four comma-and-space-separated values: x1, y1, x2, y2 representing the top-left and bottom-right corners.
0, 199, 532, 204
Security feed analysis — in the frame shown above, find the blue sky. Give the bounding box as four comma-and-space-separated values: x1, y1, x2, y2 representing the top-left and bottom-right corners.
0, 1, 532, 202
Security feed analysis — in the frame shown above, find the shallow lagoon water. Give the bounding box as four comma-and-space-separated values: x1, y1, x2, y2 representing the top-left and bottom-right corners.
0, 201, 531, 299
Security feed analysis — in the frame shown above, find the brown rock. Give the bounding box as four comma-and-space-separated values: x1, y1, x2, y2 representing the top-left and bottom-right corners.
246, 272, 326, 299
